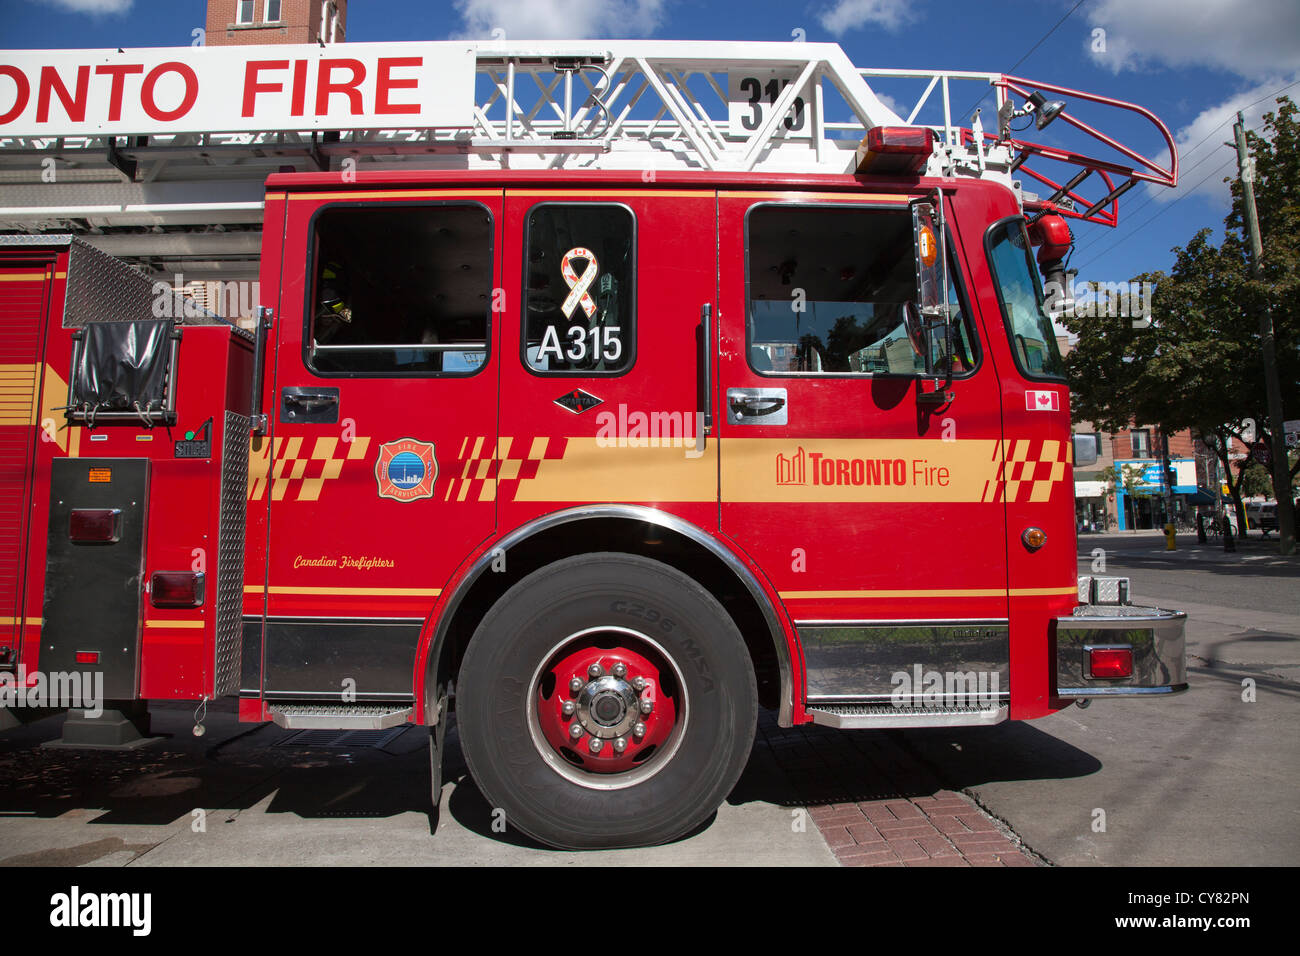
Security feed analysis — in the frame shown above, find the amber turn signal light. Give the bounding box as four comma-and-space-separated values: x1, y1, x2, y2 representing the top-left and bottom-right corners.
1022, 527, 1047, 551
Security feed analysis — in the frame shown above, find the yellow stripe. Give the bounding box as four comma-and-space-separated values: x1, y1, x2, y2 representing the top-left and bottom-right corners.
144, 619, 205, 629
507, 189, 714, 198
781, 588, 1006, 599
0, 616, 41, 626
289, 188, 501, 201
719, 191, 907, 202
245, 585, 441, 596
0, 273, 49, 282
780, 586, 1077, 599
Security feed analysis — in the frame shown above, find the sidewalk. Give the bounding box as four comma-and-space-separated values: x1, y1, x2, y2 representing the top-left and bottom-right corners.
1078, 528, 1299, 565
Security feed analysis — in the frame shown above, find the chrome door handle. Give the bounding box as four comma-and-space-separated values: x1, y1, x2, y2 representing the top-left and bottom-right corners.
727, 387, 788, 425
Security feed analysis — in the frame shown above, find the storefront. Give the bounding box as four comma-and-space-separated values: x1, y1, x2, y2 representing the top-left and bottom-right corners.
1113, 458, 1214, 530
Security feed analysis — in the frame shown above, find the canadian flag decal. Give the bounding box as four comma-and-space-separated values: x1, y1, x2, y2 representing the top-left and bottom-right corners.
1025, 390, 1060, 411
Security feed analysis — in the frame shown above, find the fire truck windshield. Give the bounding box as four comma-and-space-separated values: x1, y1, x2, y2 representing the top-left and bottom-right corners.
987, 219, 1066, 380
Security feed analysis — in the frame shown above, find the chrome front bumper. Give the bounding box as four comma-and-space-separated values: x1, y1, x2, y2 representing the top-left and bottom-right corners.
1054, 602, 1188, 698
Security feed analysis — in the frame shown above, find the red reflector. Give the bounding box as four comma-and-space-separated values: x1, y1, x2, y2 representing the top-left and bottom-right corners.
1089, 647, 1133, 679
69, 509, 121, 543
856, 126, 935, 175
151, 571, 205, 609
75, 651, 100, 665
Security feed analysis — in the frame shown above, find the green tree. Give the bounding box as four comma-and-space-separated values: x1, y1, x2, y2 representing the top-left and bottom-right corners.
1065, 96, 1300, 533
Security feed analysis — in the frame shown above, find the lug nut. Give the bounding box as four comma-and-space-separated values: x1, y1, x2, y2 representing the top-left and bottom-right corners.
614, 738, 627, 753
612, 662, 627, 678
561, 700, 576, 717
631, 676, 646, 692
588, 663, 604, 678
588, 737, 603, 754
633, 722, 646, 738
569, 723, 584, 739
639, 699, 653, 714
569, 677, 583, 695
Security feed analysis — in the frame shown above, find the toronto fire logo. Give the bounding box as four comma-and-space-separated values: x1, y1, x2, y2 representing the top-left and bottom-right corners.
375, 438, 437, 502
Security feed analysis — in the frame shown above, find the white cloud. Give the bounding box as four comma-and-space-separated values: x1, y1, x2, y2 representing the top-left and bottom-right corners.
1152, 76, 1298, 208
37, 0, 133, 14
452, 0, 667, 39
816, 0, 913, 36
1086, 0, 1300, 79
1083, 1, 1300, 209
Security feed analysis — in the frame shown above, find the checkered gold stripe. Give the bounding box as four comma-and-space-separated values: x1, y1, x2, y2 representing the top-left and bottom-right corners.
443, 435, 570, 503
980, 438, 1071, 504
248, 435, 372, 501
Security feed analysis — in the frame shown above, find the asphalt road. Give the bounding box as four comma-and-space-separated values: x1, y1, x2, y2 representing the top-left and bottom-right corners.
1, 528, 1294, 866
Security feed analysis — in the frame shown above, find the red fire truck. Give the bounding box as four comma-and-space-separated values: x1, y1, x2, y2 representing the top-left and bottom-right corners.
1, 42, 1186, 850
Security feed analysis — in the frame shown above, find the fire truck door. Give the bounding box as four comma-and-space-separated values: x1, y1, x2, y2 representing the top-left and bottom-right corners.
258, 194, 503, 699
716, 193, 1010, 701
496, 189, 717, 531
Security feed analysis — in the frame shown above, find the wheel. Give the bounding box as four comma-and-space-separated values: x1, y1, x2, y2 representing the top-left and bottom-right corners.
455, 552, 758, 849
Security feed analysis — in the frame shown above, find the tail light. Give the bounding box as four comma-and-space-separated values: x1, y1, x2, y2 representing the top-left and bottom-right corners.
150, 571, 205, 608
855, 126, 936, 175
75, 651, 100, 665
68, 509, 121, 543
1087, 646, 1133, 679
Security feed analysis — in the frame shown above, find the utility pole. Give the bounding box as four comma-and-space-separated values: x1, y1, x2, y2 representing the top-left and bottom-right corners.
1234, 111, 1296, 555
1159, 430, 1176, 547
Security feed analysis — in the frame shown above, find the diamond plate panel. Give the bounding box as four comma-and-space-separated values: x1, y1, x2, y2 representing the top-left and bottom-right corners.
214, 411, 249, 697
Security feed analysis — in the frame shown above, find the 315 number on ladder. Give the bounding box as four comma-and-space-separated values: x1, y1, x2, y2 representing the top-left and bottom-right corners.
728, 72, 809, 134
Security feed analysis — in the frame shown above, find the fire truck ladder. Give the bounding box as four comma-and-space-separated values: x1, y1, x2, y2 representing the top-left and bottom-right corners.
0, 41, 1178, 234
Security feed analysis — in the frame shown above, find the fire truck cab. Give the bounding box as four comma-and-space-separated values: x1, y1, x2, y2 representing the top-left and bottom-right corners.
2, 41, 1186, 850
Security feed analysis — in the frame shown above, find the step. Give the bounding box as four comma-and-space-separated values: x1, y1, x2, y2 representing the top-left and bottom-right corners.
268, 703, 414, 731
806, 702, 1008, 729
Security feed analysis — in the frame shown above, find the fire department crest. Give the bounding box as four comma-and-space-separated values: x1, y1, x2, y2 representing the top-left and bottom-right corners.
375, 438, 437, 502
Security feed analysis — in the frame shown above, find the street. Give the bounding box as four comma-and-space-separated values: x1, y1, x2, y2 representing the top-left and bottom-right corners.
1, 528, 1295, 866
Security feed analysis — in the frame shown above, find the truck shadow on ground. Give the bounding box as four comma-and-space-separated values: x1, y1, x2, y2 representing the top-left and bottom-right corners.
0, 701, 1102, 853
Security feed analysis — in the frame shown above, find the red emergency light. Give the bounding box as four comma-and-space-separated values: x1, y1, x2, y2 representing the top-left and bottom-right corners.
1029, 213, 1073, 264
1088, 646, 1133, 679
74, 651, 100, 665
68, 509, 121, 543
855, 126, 936, 175
150, 571, 205, 609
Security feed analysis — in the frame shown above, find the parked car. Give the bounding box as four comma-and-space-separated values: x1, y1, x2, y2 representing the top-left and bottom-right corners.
1258, 502, 1278, 535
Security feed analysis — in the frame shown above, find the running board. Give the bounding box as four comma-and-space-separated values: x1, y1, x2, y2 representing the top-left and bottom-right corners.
806, 703, 1008, 729
269, 703, 413, 730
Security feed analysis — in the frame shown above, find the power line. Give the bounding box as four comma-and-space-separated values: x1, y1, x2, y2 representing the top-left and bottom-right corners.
960, 0, 1091, 124
1072, 152, 1240, 271
1071, 79, 1300, 258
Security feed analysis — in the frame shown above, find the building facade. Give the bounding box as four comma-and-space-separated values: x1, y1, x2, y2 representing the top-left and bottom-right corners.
206, 0, 347, 47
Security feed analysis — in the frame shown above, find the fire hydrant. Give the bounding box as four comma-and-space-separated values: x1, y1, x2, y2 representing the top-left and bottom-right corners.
1164, 523, 1177, 551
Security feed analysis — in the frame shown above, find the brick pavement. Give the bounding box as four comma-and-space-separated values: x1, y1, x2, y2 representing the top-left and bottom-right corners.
738, 710, 1042, 867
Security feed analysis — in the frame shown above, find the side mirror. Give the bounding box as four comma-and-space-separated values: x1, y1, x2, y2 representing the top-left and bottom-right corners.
912, 197, 954, 405
1073, 434, 1099, 467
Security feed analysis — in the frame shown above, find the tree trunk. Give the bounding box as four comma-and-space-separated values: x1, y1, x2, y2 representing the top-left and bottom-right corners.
1215, 429, 1249, 538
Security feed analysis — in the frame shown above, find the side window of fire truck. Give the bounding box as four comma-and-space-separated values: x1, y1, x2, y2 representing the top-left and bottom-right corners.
746, 204, 976, 376
986, 219, 1066, 380
306, 203, 493, 376
522, 204, 635, 374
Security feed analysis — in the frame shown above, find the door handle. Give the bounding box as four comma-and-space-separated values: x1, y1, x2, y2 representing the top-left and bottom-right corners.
280, 387, 340, 423
726, 387, 788, 425
284, 393, 337, 410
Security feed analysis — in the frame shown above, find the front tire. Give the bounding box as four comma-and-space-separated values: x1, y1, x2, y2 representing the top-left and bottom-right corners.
456, 552, 758, 849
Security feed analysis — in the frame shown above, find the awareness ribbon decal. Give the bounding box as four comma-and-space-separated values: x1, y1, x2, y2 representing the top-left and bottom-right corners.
560, 247, 599, 319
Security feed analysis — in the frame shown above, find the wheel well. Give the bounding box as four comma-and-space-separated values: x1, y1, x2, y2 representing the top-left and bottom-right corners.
433, 517, 783, 714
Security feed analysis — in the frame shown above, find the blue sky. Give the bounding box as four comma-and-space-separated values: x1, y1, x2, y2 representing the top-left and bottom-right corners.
2, 0, 1297, 289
